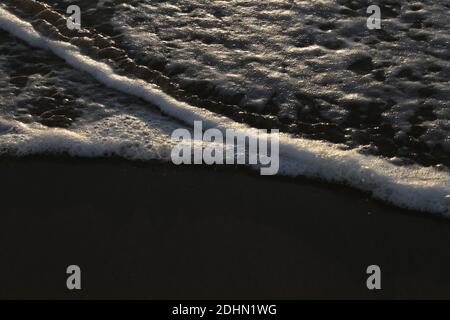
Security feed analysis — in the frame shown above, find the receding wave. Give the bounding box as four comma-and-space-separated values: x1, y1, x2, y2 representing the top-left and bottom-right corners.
0, 5, 449, 215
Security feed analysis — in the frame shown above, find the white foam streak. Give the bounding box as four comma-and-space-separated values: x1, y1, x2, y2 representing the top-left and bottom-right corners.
0, 6, 449, 214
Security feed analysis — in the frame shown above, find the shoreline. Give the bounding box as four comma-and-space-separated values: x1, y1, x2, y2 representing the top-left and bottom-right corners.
1, 4, 448, 216
1, 156, 450, 299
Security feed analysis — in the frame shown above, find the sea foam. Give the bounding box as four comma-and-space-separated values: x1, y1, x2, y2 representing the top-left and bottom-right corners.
0, 6, 449, 215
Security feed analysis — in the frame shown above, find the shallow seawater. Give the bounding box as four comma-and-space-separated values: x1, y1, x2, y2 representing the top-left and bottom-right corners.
13, 0, 449, 167
0, 0, 449, 214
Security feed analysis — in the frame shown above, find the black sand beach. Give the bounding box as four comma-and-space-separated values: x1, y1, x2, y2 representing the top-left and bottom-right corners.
0, 157, 450, 299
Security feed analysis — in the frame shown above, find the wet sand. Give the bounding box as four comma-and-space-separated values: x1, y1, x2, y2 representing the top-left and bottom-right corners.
0, 156, 450, 299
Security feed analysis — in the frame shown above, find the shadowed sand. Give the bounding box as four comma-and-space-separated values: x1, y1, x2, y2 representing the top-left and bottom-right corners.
0, 157, 450, 299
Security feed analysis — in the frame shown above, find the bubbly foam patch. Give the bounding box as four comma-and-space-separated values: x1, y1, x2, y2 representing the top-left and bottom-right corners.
0, 5, 449, 215
111, 0, 450, 163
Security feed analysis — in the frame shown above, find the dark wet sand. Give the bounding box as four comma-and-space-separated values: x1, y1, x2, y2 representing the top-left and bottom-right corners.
0, 157, 449, 299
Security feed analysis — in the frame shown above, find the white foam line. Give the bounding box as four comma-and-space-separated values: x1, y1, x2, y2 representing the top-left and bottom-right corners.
0, 6, 449, 214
